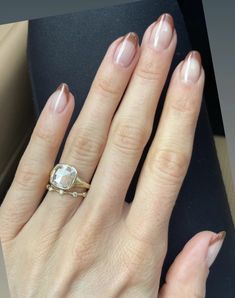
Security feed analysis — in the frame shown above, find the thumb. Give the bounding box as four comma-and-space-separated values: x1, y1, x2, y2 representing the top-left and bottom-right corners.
159, 231, 226, 298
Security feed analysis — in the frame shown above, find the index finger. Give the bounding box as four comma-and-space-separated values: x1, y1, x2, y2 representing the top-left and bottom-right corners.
0, 84, 74, 241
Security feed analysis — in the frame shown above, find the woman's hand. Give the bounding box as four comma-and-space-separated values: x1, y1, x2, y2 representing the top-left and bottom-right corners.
0, 14, 225, 298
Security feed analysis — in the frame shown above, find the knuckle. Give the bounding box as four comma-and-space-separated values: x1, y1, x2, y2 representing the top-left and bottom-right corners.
34, 125, 56, 148
135, 58, 163, 82
170, 94, 198, 114
96, 75, 120, 97
14, 162, 44, 191
71, 243, 94, 271
120, 244, 149, 284
125, 221, 168, 257
70, 127, 105, 165
136, 66, 162, 82
121, 247, 144, 277
148, 149, 190, 183
71, 229, 99, 271
111, 122, 150, 155
120, 232, 163, 286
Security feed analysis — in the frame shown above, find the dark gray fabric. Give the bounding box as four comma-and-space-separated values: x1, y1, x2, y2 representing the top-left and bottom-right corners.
27, 0, 235, 296
179, 0, 225, 136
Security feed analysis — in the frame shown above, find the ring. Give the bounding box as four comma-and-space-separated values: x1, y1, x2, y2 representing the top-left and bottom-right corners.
46, 163, 90, 198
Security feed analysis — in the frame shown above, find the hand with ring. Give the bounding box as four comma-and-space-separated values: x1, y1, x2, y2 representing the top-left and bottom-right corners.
0, 14, 225, 298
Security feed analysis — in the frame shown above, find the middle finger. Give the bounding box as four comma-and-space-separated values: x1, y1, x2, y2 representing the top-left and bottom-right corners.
81, 14, 177, 219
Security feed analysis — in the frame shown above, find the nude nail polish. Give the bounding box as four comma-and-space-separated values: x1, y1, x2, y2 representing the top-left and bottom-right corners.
49, 83, 69, 113
150, 13, 174, 50
207, 231, 226, 268
114, 32, 139, 67
181, 51, 202, 83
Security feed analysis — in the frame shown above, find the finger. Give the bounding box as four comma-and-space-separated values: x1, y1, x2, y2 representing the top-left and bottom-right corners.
81, 14, 177, 220
37, 33, 140, 221
127, 51, 205, 242
61, 33, 139, 182
0, 84, 74, 241
159, 231, 226, 298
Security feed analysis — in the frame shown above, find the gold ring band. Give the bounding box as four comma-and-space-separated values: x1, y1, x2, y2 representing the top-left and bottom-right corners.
47, 184, 87, 198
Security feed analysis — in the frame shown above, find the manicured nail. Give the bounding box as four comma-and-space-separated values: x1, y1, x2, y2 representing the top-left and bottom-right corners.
49, 83, 70, 113
207, 231, 226, 268
150, 13, 174, 50
114, 32, 139, 67
181, 51, 202, 83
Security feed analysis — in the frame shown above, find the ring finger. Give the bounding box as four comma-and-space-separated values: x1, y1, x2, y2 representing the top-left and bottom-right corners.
36, 32, 140, 220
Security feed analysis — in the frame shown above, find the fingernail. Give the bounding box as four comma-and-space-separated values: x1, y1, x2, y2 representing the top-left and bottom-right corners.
150, 13, 174, 50
181, 51, 202, 83
49, 83, 70, 113
114, 32, 139, 67
207, 231, 226, 268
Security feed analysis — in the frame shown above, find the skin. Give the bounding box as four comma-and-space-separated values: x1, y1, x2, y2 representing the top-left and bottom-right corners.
0, 14, 225, 298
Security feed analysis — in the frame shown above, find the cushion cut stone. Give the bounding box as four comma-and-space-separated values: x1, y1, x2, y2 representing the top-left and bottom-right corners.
50, 164, 77, 190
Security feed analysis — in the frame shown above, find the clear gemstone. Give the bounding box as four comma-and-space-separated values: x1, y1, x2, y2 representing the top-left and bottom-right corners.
51, 164, 77, 190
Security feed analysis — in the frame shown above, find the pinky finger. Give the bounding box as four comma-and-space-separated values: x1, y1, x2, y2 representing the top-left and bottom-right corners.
159, 231, 226, 298
0, 83, 74, 241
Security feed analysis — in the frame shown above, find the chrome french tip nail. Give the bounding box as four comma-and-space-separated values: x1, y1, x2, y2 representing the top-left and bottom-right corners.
181, 51, 202, 83
114, 32, 139, 67
57, 83, 70, 98
160, 13, 174, 29
49, 83, 70, 113
150, 13, 174, 50
125, 32, 139, 47
209, 231, 226, 246
207, 231, 226, 268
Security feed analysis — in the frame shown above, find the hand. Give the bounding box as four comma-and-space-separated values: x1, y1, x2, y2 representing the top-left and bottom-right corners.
0, 14, 225, 298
